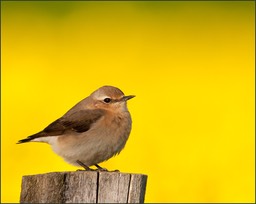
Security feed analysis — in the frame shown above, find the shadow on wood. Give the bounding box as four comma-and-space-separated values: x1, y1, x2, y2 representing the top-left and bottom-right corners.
20, 171, 147, 203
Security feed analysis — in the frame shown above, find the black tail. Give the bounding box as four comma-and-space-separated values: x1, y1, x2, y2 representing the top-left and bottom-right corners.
17, 137, 34, 144
16, 132, 46, 144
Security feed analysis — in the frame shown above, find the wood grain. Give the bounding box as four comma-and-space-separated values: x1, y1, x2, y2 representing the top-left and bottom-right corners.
64, 171, 98, 203
20, 172, 66, 203
20, 171, 147, 203
97, 172, 131, 203
128, 174, 148, 203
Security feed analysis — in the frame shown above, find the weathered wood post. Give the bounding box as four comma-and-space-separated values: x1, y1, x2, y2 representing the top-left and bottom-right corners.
20, 171, 147, 203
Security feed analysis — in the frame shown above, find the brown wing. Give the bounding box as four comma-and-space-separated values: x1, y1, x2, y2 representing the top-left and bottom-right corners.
17, 109, 104, 144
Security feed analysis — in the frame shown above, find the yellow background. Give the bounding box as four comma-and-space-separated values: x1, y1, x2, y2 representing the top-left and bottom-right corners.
1, 1, 255, 203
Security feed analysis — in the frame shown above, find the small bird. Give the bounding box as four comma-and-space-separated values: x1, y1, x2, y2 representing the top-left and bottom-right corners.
17, 85, 135, 171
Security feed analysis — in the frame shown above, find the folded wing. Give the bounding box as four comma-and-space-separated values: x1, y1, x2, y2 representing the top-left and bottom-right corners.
17, 109, 104, 144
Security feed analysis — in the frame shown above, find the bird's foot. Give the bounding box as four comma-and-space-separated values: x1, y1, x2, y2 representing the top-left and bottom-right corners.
76, 161, 120, 172
76, 160, 95, 171
76, 168, 97, 171
94, 164, 120, 172
94, 164, 108, 171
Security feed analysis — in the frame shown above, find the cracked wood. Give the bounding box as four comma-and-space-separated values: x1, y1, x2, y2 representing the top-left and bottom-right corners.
20, 171, 147, 203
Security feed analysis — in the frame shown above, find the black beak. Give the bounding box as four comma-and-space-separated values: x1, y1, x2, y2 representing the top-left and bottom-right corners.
122, 95, 135, 101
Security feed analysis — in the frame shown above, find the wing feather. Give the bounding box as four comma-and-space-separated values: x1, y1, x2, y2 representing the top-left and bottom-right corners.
17, 109, 104, 144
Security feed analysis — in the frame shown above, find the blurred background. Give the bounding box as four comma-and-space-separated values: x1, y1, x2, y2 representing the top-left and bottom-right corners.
1, 1, 255, 203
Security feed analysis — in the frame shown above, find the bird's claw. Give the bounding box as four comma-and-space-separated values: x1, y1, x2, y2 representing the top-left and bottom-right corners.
76, 168, 96, 171
96, 167, 108, 172
76, 168, 119, 172
76, 161, 120, 172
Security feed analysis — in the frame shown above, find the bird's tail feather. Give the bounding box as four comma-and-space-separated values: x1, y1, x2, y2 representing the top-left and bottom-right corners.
17, 132, 46, 144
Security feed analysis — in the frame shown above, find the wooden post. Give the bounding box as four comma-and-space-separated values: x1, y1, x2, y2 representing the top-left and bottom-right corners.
20, 171, 147, 203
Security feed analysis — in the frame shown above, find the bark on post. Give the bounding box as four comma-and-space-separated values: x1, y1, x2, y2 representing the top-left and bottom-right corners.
20, 171, 147, 203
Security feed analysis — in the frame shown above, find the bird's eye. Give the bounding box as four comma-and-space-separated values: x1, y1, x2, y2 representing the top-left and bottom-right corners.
103, 98, 111, 103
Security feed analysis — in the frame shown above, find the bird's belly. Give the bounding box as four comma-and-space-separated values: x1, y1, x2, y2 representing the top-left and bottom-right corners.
51, 126, 130, 166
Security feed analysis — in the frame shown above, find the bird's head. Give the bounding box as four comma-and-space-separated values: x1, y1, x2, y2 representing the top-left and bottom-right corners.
90, 85, 135, 112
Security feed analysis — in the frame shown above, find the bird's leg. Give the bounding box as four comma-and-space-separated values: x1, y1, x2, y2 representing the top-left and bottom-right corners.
94, 164, 108, 171
76, 160, 95, 171
94, 164, 120, 172
110, 169, 120, 172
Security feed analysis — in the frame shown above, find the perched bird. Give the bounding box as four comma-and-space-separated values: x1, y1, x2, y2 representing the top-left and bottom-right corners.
17, 85, 135, 171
